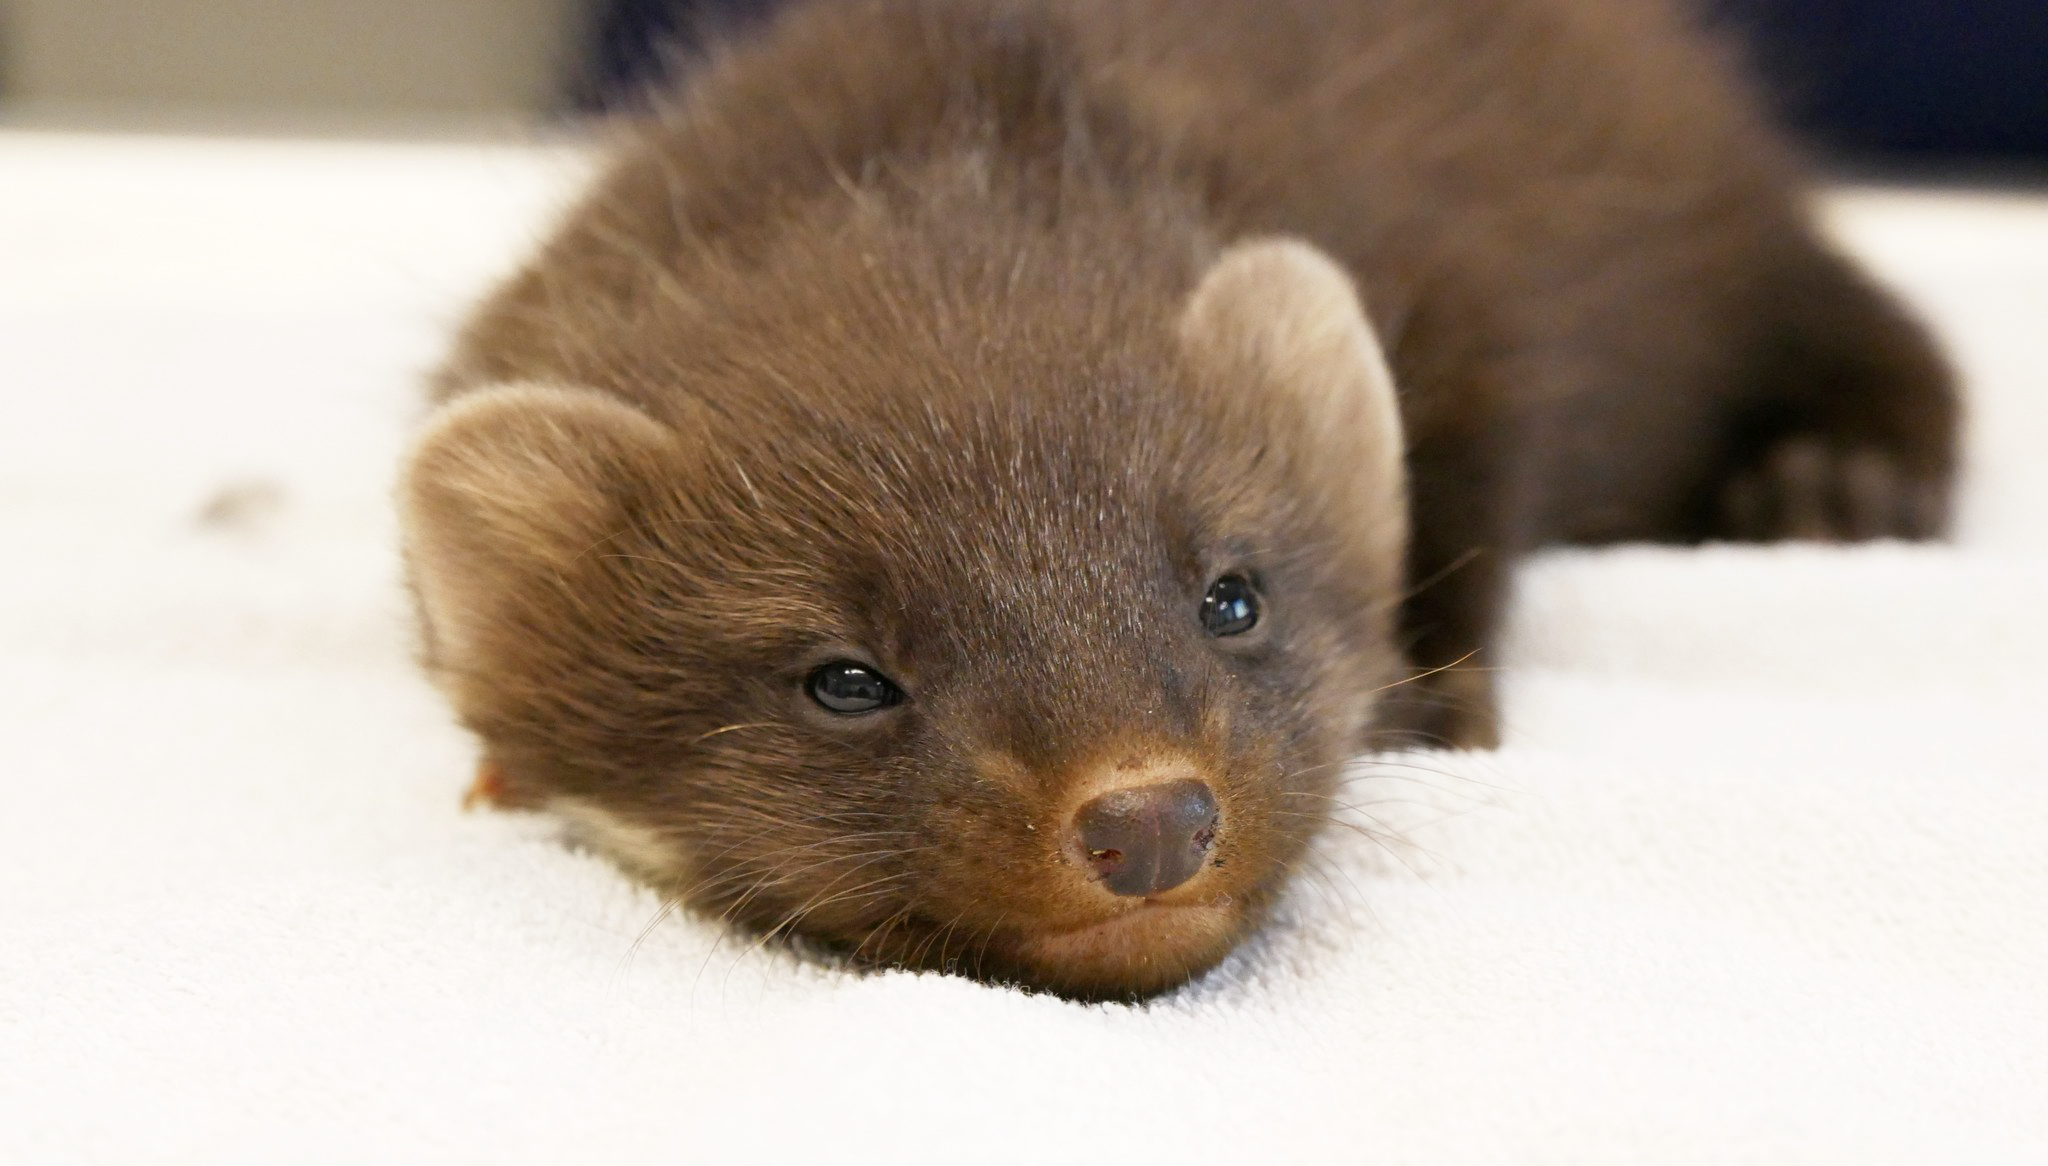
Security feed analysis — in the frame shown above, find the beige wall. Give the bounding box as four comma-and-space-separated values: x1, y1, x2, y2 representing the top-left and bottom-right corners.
1, 0, 588, 117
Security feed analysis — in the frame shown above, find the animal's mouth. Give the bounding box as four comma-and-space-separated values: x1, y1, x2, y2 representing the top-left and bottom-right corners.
1008, 899, 1243, 998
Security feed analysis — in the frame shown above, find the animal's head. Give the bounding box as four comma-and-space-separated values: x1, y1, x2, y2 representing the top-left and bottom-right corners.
401, 237, 1407, 999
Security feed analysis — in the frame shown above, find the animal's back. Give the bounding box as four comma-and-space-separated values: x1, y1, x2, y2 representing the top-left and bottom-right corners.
449, 0, 1825, 540
1066, 0, 1818, 538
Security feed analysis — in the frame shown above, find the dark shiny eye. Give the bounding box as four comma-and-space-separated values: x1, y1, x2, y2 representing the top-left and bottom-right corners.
1201, 574, 1261, 637
806, 661, 903, 714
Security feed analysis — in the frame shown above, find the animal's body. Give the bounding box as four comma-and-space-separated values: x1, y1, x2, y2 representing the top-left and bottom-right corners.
401, 0, 1957, 999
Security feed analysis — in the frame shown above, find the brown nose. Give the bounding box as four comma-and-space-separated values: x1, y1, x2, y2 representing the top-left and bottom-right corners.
1072, 779, 1221, 897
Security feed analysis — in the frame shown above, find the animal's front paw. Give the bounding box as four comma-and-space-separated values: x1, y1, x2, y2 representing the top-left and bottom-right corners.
1718, 437, 1950, 543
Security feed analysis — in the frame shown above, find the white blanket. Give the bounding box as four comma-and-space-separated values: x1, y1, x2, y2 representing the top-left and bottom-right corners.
3, 132, 2043, 1163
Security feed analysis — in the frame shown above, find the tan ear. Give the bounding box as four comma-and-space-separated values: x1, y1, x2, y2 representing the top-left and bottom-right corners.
399, 383, 680, 675
1178, 238, 1408, 583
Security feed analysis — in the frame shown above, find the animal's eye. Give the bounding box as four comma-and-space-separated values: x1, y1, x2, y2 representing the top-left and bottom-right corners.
1201, 574, 1261, 637
806, 661, 904, 714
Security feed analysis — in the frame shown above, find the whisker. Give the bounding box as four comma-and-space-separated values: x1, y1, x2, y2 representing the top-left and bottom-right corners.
610, 899, 679, 990
852, 903, 920, 965
689, 721, 780, 745
1273, 808, 1432, 880
1401, 546, 1485, 602
972, 910, 1010, 975
1370, 650, 1490, 696
910, 907, 972, 971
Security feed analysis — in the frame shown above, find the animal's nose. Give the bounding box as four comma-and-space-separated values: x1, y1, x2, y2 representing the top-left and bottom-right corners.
1071, 779, 1220, 897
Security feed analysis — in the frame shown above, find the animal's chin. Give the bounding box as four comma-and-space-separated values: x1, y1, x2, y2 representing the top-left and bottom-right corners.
993, 900, 1248, 1001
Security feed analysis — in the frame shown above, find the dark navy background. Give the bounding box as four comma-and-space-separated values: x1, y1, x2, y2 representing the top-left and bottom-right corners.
1710, 0, 2048, 163
572, 0, 2048, 167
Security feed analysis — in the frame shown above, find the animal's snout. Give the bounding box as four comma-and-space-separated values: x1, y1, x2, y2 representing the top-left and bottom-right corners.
1071, 779, 1220, 897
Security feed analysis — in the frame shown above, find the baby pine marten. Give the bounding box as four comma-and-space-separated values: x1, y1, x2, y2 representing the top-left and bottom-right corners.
401, 0, 1956, 1000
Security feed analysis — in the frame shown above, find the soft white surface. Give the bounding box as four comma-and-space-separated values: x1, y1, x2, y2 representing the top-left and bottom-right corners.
2, 131, 2044, 1163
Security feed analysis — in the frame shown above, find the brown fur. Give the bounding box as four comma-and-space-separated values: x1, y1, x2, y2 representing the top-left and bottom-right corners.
401, 0, 1957, 999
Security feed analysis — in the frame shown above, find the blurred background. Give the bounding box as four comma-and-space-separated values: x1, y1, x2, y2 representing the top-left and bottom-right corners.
0, 0, 2041, 169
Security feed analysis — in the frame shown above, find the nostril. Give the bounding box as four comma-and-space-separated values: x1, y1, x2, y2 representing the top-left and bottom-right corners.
1071, 779, 1221, 897
1085, 846, 1127, 880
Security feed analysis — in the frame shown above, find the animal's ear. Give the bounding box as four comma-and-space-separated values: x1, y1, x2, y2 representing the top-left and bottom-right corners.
1177, 238, 1409, 586
399, 383, 681, 679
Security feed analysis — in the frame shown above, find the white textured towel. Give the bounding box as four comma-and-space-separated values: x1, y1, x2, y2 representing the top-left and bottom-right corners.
2, 132, 2044, 1164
